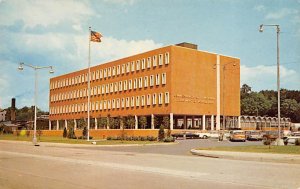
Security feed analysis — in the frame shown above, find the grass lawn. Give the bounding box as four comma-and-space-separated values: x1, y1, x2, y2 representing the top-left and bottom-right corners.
0, 134, 159, 145
197, 145, 300, 155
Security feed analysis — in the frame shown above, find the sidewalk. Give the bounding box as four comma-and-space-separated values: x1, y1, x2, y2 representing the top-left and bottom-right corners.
190, 149, 300, 164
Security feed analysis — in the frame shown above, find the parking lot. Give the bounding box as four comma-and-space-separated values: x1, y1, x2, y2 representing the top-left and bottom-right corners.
75, 138, 262, 156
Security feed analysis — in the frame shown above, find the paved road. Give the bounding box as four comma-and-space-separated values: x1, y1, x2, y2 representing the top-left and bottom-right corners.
75, 138, 262, 156
1, 140, 299, 189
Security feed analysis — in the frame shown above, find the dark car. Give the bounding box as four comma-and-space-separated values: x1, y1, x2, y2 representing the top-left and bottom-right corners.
171, 132, 198, 139
262, 131, 279, 141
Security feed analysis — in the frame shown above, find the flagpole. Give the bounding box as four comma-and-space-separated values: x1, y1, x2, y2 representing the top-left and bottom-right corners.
87, 26, 91, 141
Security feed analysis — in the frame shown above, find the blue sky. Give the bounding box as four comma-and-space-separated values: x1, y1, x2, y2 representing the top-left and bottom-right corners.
0, 0, 299, 111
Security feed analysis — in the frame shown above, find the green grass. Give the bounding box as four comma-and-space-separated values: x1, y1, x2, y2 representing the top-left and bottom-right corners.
197, 145, 300, 155
0, 134, 159, 145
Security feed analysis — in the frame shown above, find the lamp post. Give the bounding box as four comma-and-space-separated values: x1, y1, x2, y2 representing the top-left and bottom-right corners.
259, 24, 283, 145
18, 62, 54, 146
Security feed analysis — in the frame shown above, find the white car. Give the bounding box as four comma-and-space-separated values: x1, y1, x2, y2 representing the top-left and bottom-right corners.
284, 136, 300, 145
194, 132, 211, 139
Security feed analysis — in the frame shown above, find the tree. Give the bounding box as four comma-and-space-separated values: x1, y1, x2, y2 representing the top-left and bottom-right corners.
63, 127, 67, 138
99, 117, 107, 129
241, 84, 251, 96
77, 118, 86, 130
139, 116, 147, 129
281, 99, 300, 122
126, 115, 135, 129
162, 116, 170, 129
158, 125, 165, 141
82, 127, 87, 138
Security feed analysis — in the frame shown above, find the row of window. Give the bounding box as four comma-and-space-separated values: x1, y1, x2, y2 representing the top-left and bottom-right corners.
50, 73, 167, 102
50, 92, 170, 115
50, 52, 170, 90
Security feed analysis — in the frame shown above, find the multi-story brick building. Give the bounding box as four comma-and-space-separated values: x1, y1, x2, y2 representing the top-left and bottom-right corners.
49, 43, 240, 132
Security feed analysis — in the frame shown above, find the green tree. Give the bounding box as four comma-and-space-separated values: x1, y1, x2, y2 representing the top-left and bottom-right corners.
77, 118, 86, 130
162, 116, 170, 129
126, 115, 135, 129
63, 127, 67, 138
158, 125, 165, 141
99, 117, 107, 129
139, 116, 147, 129
281, 99, 300, 122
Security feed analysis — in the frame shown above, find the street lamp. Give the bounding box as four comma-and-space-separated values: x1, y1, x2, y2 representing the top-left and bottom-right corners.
259, 24, 283, 145
18, 62, 54, 146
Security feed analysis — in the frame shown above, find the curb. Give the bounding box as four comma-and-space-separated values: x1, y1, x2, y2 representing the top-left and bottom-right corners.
190, 149, 300, 164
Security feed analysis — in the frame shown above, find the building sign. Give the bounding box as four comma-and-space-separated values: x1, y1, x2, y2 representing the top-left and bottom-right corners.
174, 94, 215, 104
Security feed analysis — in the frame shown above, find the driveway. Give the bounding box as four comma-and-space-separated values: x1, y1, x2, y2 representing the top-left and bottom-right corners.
74, 138, 262, 156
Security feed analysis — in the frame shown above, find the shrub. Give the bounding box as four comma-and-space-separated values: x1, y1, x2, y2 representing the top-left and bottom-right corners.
158, 125, 165, 141
147, 136, 156, 141
63, 127, 67, 138
263, 139, 271, 145
78, 136, 93, 140
107, 136, 112, 140
295, 138, 300, 146
163, 137, 175, 143
67, 127, 76, 139
140, 136, 147, 141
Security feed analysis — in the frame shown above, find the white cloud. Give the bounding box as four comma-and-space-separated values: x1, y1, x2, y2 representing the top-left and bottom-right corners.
254, 5, 265, 12
241, 65, 300, 91
265, 8, 298, 20
102, 0, 137, 5
0, 0, 95, 28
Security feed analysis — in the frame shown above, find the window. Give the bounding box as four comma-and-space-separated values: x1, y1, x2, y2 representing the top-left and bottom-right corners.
165, 92, 170, 104
147, 94, 151, 106
119, 81, 123, 91
116, 98, 120, 109
100, 70, 103, 79
131, 97, 135, 107
156, 74, 160, 86
126, 97, 130, 108
139, 77, 143, 88
92, 72, 95, 80
78, 76, 81, 83
150, 75, 154, 86
94, 86, 97, 95
102, 85, 105, 94
96, 70, 99, 79
80, 90, 83, 97
106, 84, 109, 94
162, 73, 167, 85
152, 93, 157, 105
153, 55, 157, 67
103, 101, 107, 110
112, 99, 115, 109
158, 54, 163, 65
121, 98, 125, 108
141, 95, 145, 106
117, 65, 120, 75
133, 78, 137, 89
104, 68, 107, 78
131, 61, 135, 72
108, 67, 111, 77
128, 79, 132, 90
136, 60, 140, 71
165, 52, 170, 64
92, 102, 95, 111
124, 80, 128, 91
126, 63, 130, 73
97, 86, 101, 95
108, 100, 111, 110
82, 74, 85, 82
158, 93, 163, 105
136, 96, 140, 107
96, 102, 99, 110
110, 83, 114, 93
114, 82, 118, 92
121, 64, 125, 74
147, 57, 151, 68
144, 76, 148, 88
141, 58, 146, 70
99, 101, 103, 110
112, 66, 116, 76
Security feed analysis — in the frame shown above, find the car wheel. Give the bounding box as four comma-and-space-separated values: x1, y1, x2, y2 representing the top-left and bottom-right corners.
203, 135, 208, 139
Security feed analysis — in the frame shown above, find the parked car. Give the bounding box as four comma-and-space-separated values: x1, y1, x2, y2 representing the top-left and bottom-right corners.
245, 131, 263, 141
292, 131, 300, 137
194, 132, 210, 139
283, 136, 300, 145
209, 131, 220, 139
262, 131, 279, 141
171, 132, 198, 139
229, 130, 246, 142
